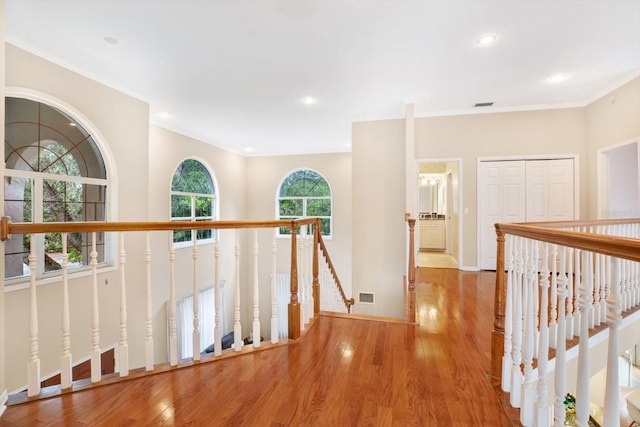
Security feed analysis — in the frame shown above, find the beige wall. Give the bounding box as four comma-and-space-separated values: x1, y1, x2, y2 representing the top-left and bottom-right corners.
245, 152, 353, 300
4, 44, 151, 391
147, 125, 247, 361
585, 77, 640, 218
415, 108, 588, 268
352, 119, 406, 318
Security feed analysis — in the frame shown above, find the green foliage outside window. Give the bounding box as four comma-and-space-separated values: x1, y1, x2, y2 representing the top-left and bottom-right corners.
171, 159, 215, 244
278, 169, 332, 236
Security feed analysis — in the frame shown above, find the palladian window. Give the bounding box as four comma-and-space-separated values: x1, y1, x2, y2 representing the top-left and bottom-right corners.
277, 169, 332, 237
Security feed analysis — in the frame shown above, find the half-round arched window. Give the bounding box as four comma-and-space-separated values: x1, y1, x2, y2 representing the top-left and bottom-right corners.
277, 169, 332, 237
170, 158, 216, 245
4, 97, 109, 280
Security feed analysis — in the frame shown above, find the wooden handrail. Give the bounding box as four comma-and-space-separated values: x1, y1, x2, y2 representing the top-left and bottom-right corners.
496, 222, 640, 263
0, 216, 318, 240
317, 230, 355, 313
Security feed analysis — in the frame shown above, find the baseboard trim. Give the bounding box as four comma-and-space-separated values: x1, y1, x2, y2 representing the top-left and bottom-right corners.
461, 266, 480, 272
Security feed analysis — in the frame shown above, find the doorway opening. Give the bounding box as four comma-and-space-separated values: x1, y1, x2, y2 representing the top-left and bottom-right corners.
416, 159, 462, 269
598, 138, 639, 218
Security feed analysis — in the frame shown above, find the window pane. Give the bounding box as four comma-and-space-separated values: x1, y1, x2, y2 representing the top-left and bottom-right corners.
4, 176, 32, 223
171, 195, 191, 218
44, 231, 105, 273
83, 184, 106, 221
173, 229, 192, 244
279, 199, 302, 216
5, 233, 28, 279
171, 159, 214, 193
321, 218, 331, 236
307, 199, 331, 216
195, 219, 213, 240
194, 196, 213, 218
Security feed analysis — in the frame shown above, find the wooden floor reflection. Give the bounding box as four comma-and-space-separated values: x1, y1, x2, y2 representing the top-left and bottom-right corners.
1, 268, 520, 426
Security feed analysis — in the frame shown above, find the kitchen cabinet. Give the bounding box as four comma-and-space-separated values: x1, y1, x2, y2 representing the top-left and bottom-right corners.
419, 219, 445, 250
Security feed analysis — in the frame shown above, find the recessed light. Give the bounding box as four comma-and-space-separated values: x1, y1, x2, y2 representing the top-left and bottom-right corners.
104, 37, 119, 45
476, 33, 497, 46
300, 96, 317, 106
243, 147, 255, 153
158, 112, 172, 119
545, 73, 571, 84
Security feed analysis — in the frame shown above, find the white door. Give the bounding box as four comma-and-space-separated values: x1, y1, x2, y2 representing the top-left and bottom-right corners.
479, 161, 526, 270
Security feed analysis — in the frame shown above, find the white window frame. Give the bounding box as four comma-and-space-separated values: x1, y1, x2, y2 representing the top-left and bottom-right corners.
4, 89, 117, 290
276, 168, 333, 239
170, 158, 218, 249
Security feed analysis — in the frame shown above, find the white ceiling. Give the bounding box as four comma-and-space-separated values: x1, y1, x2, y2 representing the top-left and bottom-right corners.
5, 0, 640, 156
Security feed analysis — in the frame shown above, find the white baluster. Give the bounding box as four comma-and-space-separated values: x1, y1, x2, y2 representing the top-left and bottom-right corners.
603, 257, 622, 426
192, 235, 200, 360
60, 233, 72, 389
27, 241, 40, 397
502, 234, 514, 392
253, 229, 261, 348
510, 237, 524, 408
168, 234, 178, 366
549, 244, 558, 347
299, 229, 306, 328
572, 242, 582, 338
234, 229, 243, 351
553, 247, 568, 427
145, 232, 153, 371
90, 232, 101, 383
214, 234, 222, 356
565, 247, 574, 340
119, 233, 129, 377
575, 251, 593, 426
521, 239, 537, 426
271, 229, 279, 343
535, 242, 550, 427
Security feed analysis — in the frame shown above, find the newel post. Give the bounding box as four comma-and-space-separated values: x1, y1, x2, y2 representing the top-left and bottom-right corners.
491, 225, 506, 386
313, 219, 320, 315
407, 217, 416, 323
288, 221, 301, 339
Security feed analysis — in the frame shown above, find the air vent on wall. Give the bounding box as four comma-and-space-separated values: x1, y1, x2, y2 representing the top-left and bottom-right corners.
474, 102, 494, 107
358, 292, 375, 304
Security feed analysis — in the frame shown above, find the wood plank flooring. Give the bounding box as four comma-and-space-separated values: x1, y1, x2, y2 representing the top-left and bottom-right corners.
1, 268, 521, 426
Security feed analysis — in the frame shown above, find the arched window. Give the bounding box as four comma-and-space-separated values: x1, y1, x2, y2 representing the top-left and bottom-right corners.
4, 97, 108, 281
277, 169, 332, 237
170, 159, 216, 245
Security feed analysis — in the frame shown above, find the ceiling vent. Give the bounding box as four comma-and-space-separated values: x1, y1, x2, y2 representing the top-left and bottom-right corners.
474, 102, 494, 107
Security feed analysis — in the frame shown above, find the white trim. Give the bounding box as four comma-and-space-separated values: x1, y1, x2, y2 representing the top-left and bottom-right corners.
597, 137, 640, 219
415, 157, 463, 269
4, 264, 117, 292
0, 390, 7, 418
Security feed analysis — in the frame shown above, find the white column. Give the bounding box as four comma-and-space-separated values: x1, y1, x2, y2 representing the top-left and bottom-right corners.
603, 257, 622, 427
502, 234, 514, 392
271, 229, 279, 343
252, 229, 261, 348
60, 234, 72, 389
119, 233, 129, 377
553, 247, 568, 427
233, 229, 243, 351
168, 234, 178, 366
510, 237, 524, 408
90, 232, 101, 383
214, 234, 222, 356
192, 235, 200, 360
521, 240, 537, 426
27, 242, 40, 397
575, 251, 593, 426
535, 243, 550, 427
144, 232, 154, 371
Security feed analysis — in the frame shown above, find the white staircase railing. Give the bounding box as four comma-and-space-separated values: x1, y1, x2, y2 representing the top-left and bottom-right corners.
493, 219, 640, 427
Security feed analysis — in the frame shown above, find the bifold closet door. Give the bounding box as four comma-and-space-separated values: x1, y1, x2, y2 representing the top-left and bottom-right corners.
479, 158, 575, 270
479, 161, 526, 270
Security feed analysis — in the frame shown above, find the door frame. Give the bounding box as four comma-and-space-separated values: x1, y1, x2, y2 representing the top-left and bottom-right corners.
597, 137, 640, 219
415, 158, 463, 269
476, 153, 580, 270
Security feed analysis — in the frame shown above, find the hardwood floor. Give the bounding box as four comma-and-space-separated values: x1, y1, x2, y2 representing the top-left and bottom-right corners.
1, 268, 521, 426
